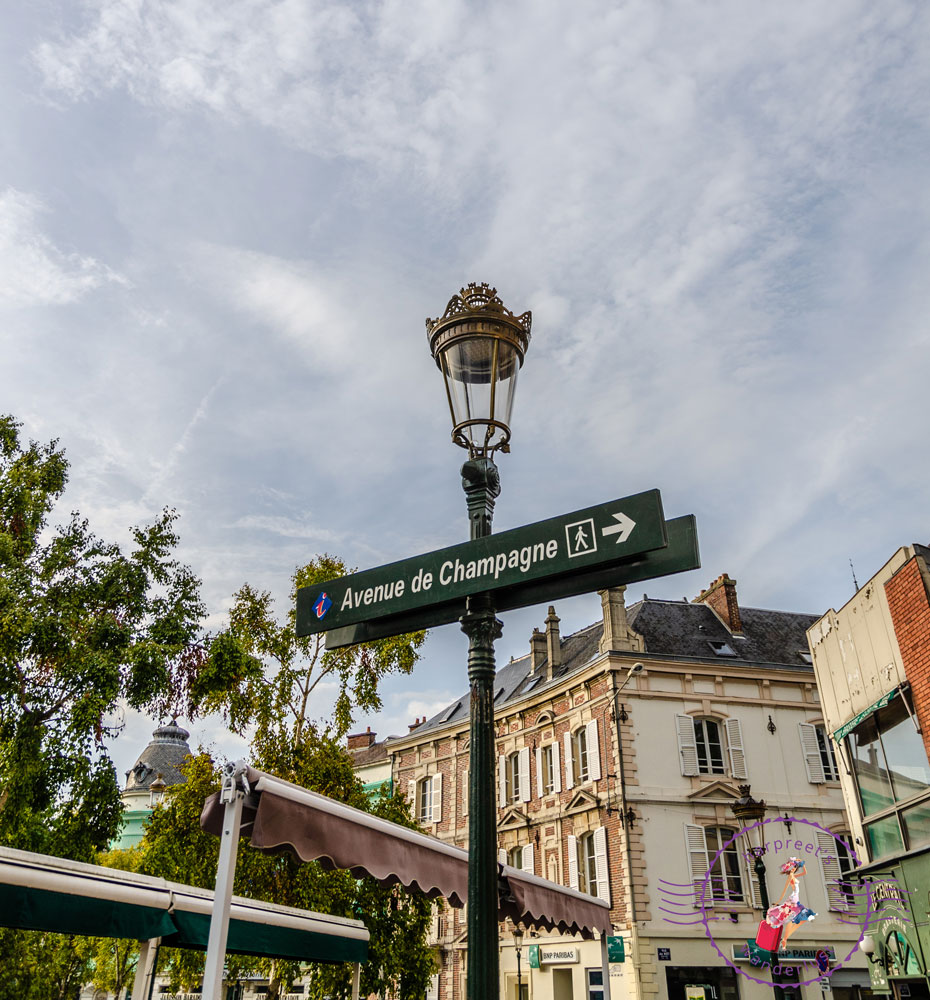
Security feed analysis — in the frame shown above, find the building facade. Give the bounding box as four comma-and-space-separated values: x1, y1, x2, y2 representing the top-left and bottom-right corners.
388, 576, 871, 1000
807, 544, 930, 1000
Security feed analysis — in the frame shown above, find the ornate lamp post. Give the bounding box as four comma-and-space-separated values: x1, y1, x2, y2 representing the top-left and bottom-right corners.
513, 922, 525, 1000
427, 283, 532, 1000
731, 783, 770, 911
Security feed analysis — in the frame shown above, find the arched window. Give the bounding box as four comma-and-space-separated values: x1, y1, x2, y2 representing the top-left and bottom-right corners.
567, 828, 610, 904
408, 774, 442, 825
676, 716, 746, 779
506, 751, 521, 803
683, 824, 744, 905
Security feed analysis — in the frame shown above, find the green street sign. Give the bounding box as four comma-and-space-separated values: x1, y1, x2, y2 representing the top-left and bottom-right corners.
528, 944, 540, 969
322, 514, 699, 649
297, 490, 667, 639
607, 935, 626, 962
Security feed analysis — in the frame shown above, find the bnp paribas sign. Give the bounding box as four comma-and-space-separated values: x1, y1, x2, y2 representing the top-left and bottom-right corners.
297, 490, 700, 648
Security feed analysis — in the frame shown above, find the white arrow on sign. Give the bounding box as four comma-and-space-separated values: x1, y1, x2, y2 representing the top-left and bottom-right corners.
601, 512, 636, 544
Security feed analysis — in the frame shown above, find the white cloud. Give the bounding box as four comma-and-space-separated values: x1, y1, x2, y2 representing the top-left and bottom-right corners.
0, 188, 126, 307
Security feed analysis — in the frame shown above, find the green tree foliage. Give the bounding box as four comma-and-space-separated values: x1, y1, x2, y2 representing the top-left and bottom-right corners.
0, 415, 208, 860
140, 744, 436, 999
194, 555, 426, 739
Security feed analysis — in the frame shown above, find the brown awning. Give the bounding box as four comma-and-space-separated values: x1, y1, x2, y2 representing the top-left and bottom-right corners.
201, 767, 611, 939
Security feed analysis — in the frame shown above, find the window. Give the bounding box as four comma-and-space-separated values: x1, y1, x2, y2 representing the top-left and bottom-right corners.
694, 719, 725, 775
798, 651, 813, 664
848, 695, 930, 858
408, 774, 442, 825
498, 748, 530, 807
799, 723, 839, 783
816, 830, 856, 910
709, 641, 736, 657
507, 843, 534, 873
684, 824, 744, 906
567, 828, 610, 903
536, 742, 561, 797
563, 720, 602, 788
676, 716, 746, 778
587, 968, 604, 1000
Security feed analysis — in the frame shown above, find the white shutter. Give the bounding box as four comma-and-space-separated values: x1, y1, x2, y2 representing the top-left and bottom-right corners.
426, 973, 439, 1000
462, 769, 468, 817
519, 747, 531, 802
552, 740, 562, 793
567, 834, 579, 890
684, 824, 711, 908
799, 723, 826, 783
745, 853, 763, 909
431, 772, 443, 823
817, 831, 846, 911
499, 848, 508, 866
676, 715, 700, 776
407, 779, 417, 808
498, 755, 507, 808
564, 732, 575, 789
725, 718, 747, 779
535, 747, 544, 799
522, 843, 535, 875
593, 826, 611, 905
586, 719, 602, 781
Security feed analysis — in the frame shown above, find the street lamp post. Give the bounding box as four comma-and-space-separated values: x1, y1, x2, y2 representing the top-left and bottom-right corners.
427, 283, 532, 1000
731, 784, 770, 912
514, 923, 525, 1000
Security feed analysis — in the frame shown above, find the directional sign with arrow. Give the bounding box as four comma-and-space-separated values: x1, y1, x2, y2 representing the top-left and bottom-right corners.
296, 489, 669, 639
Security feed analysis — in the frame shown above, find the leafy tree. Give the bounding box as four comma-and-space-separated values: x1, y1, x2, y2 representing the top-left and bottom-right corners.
0, 414, 208, 860
194, 555, 426, 739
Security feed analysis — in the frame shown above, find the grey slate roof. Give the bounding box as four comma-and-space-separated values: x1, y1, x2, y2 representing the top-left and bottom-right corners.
124, 720, 193, 791
403, 596, 818, 739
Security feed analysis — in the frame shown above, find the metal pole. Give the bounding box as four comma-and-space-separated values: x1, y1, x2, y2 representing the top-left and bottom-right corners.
516, 943, 523, 1000
203, 762, 248, 999
600, 932, 612, 1000
460, 457, 503, 1000
132, 937, 160, 1000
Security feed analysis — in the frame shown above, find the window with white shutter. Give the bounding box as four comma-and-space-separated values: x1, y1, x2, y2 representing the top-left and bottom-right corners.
684, 823, 710, 907
563, 732, 575, 789
799, 723, 826, 783
745, 852, 763, 909
593, 826, 610, 905
498, 755, 507, 808
522, 843, 535, 875
725, 718, 747, 779
676, 715, 700, 776
552, 740, 562, 793
535, 747, 544, 799
519, 747, 531, 802
431, 772, 443, 823
567, 834, 579, 890
461, 769, 468, 817
817, 830, 848, 911
426, 974, 439, 1000
407, 779, 417, 807
498, 848, 508, 866
586, 720, 601, 781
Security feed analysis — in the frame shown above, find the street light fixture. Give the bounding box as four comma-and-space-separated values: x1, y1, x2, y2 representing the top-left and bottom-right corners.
731, 784, 770, 911
427, 284, 532, 1000
513, 922, 525, 1000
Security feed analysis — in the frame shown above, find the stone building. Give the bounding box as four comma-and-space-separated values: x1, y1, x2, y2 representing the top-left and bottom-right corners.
807, 543, 930, 999
112, 719, 193, 849
386, 576, 871, 1000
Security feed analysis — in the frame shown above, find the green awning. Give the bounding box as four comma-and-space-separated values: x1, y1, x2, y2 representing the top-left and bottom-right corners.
0, 846, 368, 965
833, 688, 899, 743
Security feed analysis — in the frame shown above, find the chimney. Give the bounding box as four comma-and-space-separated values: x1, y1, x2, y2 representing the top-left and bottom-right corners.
530, 628, 547, 673
598, 586, 644, 654
545, 606, 562, 676
408, 717, 424, 732
693, 574, 743, 633
347, 726, 377, 751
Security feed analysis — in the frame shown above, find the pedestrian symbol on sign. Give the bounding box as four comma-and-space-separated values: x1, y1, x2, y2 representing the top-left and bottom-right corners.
566, 518, 597, 557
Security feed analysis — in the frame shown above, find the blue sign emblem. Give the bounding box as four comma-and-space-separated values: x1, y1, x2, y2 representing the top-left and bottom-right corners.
313, 592, 332, 620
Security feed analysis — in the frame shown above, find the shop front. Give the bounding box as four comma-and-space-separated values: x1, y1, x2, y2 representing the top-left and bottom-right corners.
856, 848, 930, 1000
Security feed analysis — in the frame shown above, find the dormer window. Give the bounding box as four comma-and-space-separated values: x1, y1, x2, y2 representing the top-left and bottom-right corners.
708, 641, 736, 657
798, 651, 813, 664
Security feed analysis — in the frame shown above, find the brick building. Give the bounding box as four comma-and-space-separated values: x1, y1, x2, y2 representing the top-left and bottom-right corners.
807, 544, 930, 998
387, 577, 869, 1000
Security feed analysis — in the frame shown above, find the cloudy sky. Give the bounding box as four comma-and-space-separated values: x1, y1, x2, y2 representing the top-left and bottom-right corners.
3, 0, 929, 777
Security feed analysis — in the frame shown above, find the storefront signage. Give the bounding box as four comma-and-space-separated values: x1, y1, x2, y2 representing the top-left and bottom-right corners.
534, 946, 579, 965
607, 936, 625, 962
733, 945, 836, 962
658, 947, 671, 961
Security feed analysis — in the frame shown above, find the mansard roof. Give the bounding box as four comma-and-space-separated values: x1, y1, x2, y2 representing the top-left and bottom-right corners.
401, 594, 818, 740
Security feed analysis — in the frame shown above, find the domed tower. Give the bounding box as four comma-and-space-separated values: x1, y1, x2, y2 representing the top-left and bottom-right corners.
112, 719, 192, 849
